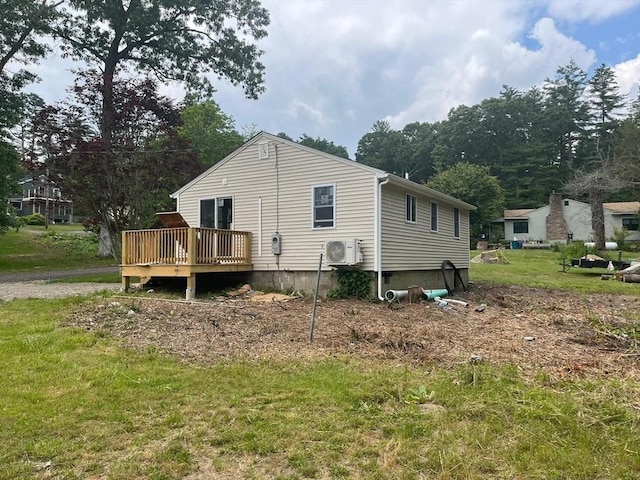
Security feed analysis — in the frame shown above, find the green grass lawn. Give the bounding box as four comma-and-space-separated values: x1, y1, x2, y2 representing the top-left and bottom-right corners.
470, 248, 639, 294
0, 229, 116, 273
1, 239, 639, 478
1, 298, 638, 480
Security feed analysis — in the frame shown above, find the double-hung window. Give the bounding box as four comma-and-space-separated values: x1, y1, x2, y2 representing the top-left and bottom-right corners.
430, 201, 438, 232
405, 194, 417, 223
453, 207, 460, 238
312, 184, 335, 229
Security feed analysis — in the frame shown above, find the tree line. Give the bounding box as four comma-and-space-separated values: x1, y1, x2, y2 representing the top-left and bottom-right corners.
1, 1, 638, 254
354, 62, 640, 246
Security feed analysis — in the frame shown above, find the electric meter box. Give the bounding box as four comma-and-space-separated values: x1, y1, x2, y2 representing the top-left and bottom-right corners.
271, 233, 282, 255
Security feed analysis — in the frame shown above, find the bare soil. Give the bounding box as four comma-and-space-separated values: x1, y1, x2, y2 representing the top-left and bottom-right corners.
65, 283, 640, 380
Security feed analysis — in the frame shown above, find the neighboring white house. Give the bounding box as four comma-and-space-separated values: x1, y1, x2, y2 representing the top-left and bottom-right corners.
170, 132, 475, 298
502, 193, 640, 243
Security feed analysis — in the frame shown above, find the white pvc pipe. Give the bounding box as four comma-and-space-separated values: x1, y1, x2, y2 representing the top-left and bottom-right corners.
384, 289, 408, 302
376, 175, 391, 300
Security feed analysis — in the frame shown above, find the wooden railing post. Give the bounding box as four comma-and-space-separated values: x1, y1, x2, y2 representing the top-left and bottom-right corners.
187, 228, 197, 265
245, 232, 252, 265
121, 231, 128, 265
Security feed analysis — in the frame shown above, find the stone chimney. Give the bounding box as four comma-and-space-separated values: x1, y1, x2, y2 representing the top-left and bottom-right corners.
546, 192, 566, 241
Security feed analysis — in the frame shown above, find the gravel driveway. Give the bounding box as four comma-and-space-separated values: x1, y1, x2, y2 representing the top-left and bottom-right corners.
0, 266, 121, 301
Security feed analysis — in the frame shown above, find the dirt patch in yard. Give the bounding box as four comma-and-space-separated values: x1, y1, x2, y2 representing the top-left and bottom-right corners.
65, 283, 640, 379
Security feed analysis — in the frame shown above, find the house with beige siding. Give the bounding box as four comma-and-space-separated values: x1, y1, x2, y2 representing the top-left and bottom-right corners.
122, 132, 475, 298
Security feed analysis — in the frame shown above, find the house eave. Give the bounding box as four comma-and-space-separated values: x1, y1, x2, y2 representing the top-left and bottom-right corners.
379, 173, 477, 211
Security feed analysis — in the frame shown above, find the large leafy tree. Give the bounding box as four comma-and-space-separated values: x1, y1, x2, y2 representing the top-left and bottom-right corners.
35, 72, 204, 257
55, 0, 269, 146
298, 134, 349, 159
0, 0, 61, 232
178, 99, 244, 167
566, 64, 629, 250
275, 132, 350, 159
47, 0, 269, 253
543, 61, 591, 171
616, 92, 640, 195
356, 120, 412, 177
426, 162, 505, 241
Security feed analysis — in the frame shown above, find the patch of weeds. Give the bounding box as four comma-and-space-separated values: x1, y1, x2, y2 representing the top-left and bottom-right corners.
405, 385, 435, 404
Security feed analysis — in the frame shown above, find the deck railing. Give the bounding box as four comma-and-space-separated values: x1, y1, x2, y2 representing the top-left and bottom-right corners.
122, 227, 251, 266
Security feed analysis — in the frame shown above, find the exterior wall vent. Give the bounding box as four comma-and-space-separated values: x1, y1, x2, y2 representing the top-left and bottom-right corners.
258, 142, 269, 159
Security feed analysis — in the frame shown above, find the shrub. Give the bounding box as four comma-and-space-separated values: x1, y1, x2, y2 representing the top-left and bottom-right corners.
327, 269, 371, 299
24, 213, 46, 225
556, 241, 598, 262
612, 227, 630, 250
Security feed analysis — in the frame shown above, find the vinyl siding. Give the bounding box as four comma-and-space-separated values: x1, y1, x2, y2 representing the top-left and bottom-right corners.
175, 135, 376, 271
380, 183, 470, 270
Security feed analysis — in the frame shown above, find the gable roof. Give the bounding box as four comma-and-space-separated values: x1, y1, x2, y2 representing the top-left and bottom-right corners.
503, 199, 639, 220
504, 209, 535, 219
604, 201, 640, 215
172, 131, 476, 210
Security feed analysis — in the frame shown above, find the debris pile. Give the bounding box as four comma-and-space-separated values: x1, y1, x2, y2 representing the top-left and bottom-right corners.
471, 249, 509, 264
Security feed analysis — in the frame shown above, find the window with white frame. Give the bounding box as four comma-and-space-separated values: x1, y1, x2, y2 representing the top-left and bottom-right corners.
454, 207, 460, 238
312, 184, 335, 228
430, 201, 438, 232
405, 194, 417, 223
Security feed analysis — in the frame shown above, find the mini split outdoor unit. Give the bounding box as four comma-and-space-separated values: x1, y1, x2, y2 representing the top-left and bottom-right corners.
325, 239, 363, 266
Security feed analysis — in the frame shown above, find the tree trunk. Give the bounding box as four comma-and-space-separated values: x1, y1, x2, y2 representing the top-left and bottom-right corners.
590, 192, 606, 252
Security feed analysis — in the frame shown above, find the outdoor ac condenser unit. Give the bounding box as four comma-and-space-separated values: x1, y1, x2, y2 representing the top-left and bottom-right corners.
325, 239, 363, 266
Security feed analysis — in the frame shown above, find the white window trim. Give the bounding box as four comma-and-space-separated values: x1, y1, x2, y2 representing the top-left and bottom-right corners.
199, 196, 234, 229
430, 201, 438, 232
405, 194, 417, 224
311, 183, 336, 230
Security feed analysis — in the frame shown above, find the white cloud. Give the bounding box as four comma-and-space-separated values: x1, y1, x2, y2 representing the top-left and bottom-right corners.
18, 0, 640, 157
385, 16, 597, 128
546, 0, 640, 23
613, 53, 640, 101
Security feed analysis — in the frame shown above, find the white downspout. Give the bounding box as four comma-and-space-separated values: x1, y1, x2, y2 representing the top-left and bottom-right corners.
375, 175, 390, 300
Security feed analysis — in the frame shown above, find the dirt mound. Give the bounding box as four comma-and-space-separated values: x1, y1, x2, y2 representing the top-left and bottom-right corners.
65, 283, 640, 379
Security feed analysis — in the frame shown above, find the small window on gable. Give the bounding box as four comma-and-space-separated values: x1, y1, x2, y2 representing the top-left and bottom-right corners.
405, 194, 417, 223
312, 184, 335, 229
513, 221, 529, 234
563, 200, 569, 206
430, 201, 438, 232
454, 207, 460, 238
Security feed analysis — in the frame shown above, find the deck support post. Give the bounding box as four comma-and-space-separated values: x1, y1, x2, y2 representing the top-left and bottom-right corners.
122, 275, 131, 292
186, 274, 196, 300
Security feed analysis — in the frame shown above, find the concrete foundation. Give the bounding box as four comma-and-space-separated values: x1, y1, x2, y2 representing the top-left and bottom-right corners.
248, 268, 469, 298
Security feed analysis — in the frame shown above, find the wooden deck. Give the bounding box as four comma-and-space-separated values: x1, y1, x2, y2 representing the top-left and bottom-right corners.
120, 227, 252, 299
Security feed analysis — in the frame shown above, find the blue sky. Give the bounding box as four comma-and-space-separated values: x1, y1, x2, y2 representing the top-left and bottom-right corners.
28, 0, 640, 158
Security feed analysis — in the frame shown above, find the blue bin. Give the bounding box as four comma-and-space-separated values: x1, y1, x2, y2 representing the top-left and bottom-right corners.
511, 241, 521, 249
